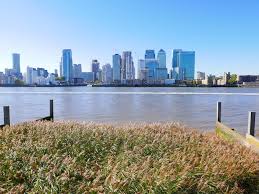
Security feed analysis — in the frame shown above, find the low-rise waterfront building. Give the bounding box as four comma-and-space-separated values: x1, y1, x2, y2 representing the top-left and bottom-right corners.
237, 75, 259, 84
81, 72, 94, 83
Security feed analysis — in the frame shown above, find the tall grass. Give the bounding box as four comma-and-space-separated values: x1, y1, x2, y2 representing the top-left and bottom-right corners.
0, 121, 258, 193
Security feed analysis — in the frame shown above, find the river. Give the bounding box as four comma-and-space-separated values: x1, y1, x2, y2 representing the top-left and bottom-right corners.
1, 87, 259, 134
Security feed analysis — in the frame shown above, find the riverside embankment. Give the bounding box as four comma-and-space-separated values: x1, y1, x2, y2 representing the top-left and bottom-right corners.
0, 121, 259, 193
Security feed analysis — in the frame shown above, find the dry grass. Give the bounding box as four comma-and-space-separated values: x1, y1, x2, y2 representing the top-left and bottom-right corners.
0, 121, 259, 193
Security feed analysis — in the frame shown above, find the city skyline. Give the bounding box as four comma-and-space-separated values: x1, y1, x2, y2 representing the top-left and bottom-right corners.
1, 0, 259, 75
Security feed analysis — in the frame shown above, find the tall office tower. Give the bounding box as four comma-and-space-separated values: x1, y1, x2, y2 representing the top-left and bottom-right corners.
59, 61, 63, 77
138, 59, 148, 80
121, 51, 135, 81
102, 63, 113, 84
73, 64, 82, 78
145, 59, 159, 81
97, 69, 102, 82
91, 59, 100, 81
112, 54, 121, 82
156, 49, 168, 80
172, 49, 182, 68
12, 53, 21, 74
157, 49, 166, 68
144, 49, 159, 82
172, 50, 195, 80
61, 49, 73, 82
145, 50, 155, 59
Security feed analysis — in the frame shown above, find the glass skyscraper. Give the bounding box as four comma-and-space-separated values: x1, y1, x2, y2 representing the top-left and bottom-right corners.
138, 59, 147, 80
12, 53, 20, 74
157, 49, 166, 68
172, 50, 195, 80
73, 64, 82, 78
156, 49, 168, 80
145, 59, 159, 81
112, 54, 121, 82
61, 49, 73, 82
91, 59, 100, 81
145, 50, 155, 59
172, 49, 182, 68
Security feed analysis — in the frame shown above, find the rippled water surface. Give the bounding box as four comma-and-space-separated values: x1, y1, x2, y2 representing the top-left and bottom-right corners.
1, 87, 259, 134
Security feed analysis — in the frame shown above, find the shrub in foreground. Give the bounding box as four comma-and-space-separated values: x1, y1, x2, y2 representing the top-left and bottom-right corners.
0, 122, 259, 193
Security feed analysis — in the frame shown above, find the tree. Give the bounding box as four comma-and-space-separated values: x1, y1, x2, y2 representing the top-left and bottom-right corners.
228, 74, 237, 85
15, 79, 24, 86
55, 76, 65, 81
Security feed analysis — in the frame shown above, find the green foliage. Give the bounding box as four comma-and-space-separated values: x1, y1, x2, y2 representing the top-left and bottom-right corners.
0, 122, 258, 193
228, 74, 237, 85
14, 79, 24, 85
55, 76, 65, 81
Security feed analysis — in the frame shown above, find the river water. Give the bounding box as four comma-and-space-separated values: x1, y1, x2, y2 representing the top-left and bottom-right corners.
1, 87, 259, 134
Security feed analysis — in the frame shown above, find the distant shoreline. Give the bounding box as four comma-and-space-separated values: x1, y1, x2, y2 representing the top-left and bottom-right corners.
0, 84, 240, 88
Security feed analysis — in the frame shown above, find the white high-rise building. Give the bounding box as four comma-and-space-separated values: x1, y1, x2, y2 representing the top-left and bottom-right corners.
121, 51, 135, 81
102, 63, 113, 84
26, 66, 38, 85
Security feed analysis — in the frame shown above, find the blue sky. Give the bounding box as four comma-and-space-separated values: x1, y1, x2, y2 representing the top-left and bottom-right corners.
0, 0, 259, 75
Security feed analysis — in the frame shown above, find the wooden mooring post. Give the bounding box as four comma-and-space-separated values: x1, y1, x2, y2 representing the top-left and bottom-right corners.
3, 106, 10, 126
50, 99, 54, 121
215, 102, 259, 152
1, 100, 54, 128
247, 112, 256, 137
217, 102, 222, 122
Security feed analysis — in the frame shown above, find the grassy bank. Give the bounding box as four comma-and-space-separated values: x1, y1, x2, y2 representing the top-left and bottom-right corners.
0, 122, 259, 193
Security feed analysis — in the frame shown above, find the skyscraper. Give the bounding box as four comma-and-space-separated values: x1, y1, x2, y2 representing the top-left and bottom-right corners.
156, 49, 168, 80
172, 49, 182, 68
102, 63, 113, 84
91, 59, 100, 81
157, 49, 166, 68
61, 49, 73, 82
172, 50, 195, 80
73, 64, 82, 78
12, 53, 21, 74
145, 50, 155, 59
121, 51, 135, 81
138, 59, 147, 80
145, 59, 159, 81
112, 54, 121, 82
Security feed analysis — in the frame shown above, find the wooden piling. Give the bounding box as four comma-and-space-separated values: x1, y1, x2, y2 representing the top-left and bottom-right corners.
3, 106, 10, 126
248, 112, 256, 136
217, 102, 222, 122
50, 99, 54, 121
